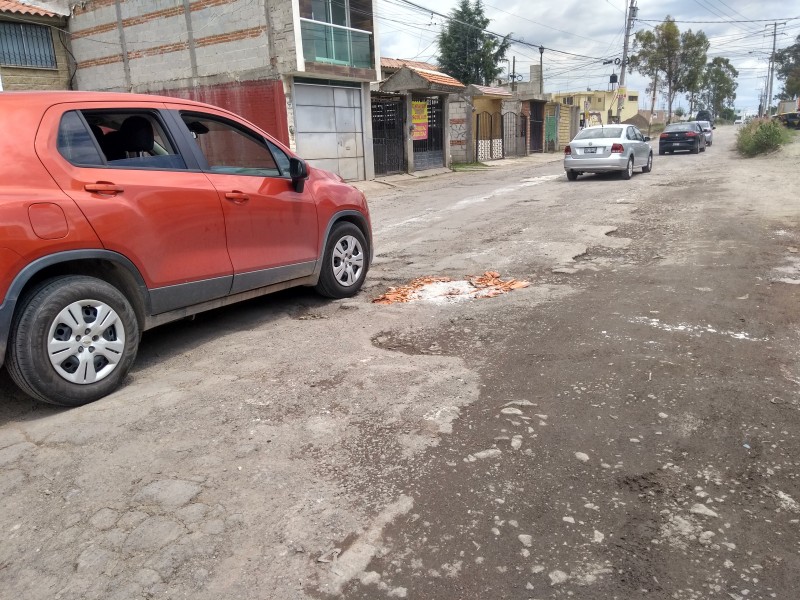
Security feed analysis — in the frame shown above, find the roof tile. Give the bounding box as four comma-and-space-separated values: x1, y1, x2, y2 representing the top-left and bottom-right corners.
0, 0, 58, 17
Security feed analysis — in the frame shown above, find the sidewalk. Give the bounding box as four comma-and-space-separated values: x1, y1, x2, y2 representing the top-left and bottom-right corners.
353, 152, 562, 195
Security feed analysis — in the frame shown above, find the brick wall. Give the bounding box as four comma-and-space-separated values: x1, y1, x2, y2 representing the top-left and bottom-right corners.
158, 79, 290, 146
69, 0, 295, 92
448, 99, 469, 164
0, 14, 71, 90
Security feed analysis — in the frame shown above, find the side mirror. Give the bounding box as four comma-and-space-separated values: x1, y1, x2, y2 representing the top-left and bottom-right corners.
712, 126, 716, 130
644, 136, 651, 142
289, 157, 308, 193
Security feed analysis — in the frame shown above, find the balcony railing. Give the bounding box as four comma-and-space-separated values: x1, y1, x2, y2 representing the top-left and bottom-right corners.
300, 18, 372, 69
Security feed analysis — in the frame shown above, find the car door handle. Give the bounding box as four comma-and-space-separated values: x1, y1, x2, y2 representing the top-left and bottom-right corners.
85, 182, 124, 195
225, 191, 249, 204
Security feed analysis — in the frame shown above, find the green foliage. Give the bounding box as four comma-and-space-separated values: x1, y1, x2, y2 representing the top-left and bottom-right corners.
628, 17, 709, 121
719, 107, 736, 121
674, 106, 685, 117
702, 57, 738, 118
775, 34, 800, 99
736, 119, 792, 157
437, 0, 510, 86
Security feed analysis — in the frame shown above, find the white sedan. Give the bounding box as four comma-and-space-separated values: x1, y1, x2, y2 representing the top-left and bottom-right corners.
564, 124, 653, 181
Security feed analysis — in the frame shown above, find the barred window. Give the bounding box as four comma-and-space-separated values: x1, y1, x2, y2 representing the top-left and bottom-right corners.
0, 21, 57, 68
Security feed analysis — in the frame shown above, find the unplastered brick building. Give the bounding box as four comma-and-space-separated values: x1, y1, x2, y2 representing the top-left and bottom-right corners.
67, 0, 380, 180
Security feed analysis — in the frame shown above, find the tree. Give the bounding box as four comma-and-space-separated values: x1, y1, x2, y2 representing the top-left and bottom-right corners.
437, 0, 510, 86
680, 30, 710, 116
628, 17, 708, 122
674, 106, 686, 118
775, 34, 800, 99
701, 57, 738, 118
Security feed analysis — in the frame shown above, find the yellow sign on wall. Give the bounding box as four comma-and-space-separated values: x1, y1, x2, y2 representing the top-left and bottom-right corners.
411, 101, 429, 140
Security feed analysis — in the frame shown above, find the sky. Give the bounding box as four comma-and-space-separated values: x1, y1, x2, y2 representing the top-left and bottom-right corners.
376, 0, 800, 115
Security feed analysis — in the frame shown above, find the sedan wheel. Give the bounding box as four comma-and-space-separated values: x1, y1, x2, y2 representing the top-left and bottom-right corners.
566, 170, 578, 181
7, 276, 140, 406
642, 153, 653, 173
621, 156, 634, 180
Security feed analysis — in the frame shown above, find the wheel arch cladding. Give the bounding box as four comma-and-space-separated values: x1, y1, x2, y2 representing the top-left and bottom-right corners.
2, 251, 150, 355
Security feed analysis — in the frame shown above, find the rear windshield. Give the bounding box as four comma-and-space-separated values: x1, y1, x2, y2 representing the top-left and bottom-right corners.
664, 123, 696, 132
575, 127, 622, 140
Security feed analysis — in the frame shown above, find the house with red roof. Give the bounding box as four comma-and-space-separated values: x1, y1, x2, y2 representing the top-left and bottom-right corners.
0, 0, 71, 91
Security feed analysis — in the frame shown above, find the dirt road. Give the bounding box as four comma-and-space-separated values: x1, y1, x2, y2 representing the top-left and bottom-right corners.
2, 127, 799, 599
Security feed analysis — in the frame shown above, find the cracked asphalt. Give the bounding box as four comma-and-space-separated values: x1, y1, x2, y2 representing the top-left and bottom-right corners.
1, 126, 800, 600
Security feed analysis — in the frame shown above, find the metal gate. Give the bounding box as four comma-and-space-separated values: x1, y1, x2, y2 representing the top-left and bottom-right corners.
530, 101, 544, 152
412, 96, 444, 171
502, 111, 528, 157
371, 95, 405, 176
476, 111, 502, 161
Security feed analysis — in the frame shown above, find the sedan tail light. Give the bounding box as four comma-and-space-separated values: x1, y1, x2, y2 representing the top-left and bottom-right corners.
564, 145, 572, 155
659, 133, 668, 139
610, 143, 624, 153
685, 131, 697, 137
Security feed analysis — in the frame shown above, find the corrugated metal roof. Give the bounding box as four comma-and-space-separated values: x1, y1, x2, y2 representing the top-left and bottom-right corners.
0, 0, 59, 17
381, 58, 439, 71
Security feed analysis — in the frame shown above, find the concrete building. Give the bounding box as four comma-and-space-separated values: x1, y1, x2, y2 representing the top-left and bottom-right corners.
0, 0, 71, 91
67, 0, 380, 181
552, 88, 640, 125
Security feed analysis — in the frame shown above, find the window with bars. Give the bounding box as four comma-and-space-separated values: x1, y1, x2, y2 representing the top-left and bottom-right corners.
0, 21, 57, 68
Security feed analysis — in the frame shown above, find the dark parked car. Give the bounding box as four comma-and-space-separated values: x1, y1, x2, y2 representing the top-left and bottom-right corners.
0, 91, 373, 406
695, 110, 713, 123
659, 122, 707, 155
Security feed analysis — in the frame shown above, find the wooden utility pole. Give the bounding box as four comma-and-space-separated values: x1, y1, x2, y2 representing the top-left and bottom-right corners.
648, 73, 658, 136
765, 22, 786, 116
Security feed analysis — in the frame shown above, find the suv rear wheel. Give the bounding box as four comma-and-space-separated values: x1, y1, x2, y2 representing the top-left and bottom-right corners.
7, 276, 140, 406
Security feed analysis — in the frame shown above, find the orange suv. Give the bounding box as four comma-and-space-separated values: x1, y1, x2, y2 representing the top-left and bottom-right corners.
0, 91, 372, 406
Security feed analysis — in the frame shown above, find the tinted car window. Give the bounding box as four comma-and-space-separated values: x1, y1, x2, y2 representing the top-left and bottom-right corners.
57, 111, 105, 166
182, 114, 281, 177
81, 111, 186, 170
267, 140, 291, 176
575, 127, 623, 140
664, 123, 696, 132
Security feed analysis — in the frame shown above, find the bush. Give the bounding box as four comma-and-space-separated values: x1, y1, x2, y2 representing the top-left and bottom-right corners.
736, 118, 792, 157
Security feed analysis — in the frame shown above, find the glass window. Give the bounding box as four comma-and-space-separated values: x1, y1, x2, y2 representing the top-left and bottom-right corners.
181, 113, 282, 177
0, 21, 56, 68
575, 127, 622, 140
57, 111, 105, 166
266, 140, 291, 176
79, 111, 186, 170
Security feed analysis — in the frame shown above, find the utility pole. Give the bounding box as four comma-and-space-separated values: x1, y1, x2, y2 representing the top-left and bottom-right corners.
538, 46, 544, 96
616, 0, 637, 122
512, 56, 517, 93
765, 22, 786, 117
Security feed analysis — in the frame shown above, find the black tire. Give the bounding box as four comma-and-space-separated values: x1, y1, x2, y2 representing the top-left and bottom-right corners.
566, 170, 578, 181
7, 276, 140, 406
642, 152, 653, 173
621, 156, 634, 180
315, 222, 369, 298
691, 142, 700, 154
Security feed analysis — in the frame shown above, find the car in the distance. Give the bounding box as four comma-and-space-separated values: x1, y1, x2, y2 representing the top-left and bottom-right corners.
696, 120, 715, 146
734, 118, 743, 125
564, 124, 653, 181
659, 122, 707, 155
695, 109, 713, 123
0, 91, 373, 406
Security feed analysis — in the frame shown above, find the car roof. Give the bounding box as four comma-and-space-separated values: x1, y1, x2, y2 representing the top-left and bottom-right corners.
0, 90, 231, 113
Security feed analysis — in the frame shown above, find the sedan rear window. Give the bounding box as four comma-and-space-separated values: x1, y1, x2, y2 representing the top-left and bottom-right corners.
664, 123, 696, 132
575, 127, 622, 140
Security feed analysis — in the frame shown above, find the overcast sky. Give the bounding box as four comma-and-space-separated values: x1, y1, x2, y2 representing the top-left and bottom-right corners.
376, 0, 799, 114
